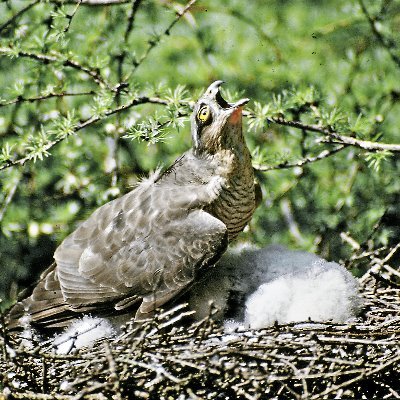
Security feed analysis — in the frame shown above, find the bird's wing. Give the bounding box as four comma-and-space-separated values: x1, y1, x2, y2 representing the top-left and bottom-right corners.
16, 171, 228, 326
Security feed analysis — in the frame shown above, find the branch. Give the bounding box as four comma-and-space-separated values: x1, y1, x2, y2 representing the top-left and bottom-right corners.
321, 131, 400, 152
358, 0, 400, 70
63, 0, 131, 4
266, 116, 400, 152
225, 9, 282, 62
63, 0, 83, 34
124, 0, 143, 42
104, 342, 122, 399
0, 91, 95, 108
0, 0, 41, 34
111, 0, 143, 186
0, 170, 22, 223
0, 47, 114, 91
128, 0, 198, 75
309, 354, 400, 400
254, 145, 346, 171
0, 96, 170, 172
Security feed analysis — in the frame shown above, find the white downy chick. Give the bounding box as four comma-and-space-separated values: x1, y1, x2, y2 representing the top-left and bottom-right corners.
245, 256, 361, 328
187, 244, 362, 329
52, 316, 115, 354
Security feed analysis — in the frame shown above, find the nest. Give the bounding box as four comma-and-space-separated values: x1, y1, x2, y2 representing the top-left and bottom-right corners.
1, 246, 399, 400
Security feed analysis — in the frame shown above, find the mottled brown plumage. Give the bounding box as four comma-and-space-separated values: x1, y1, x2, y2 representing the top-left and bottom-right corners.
7, 81, 259, 330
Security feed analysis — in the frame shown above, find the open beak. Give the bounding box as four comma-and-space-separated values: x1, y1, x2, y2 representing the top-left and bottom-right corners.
204, 80, 250, 110
231, 98, 250, 108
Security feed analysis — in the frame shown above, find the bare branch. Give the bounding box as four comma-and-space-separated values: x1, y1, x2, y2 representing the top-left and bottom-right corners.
340, 232, 361, 251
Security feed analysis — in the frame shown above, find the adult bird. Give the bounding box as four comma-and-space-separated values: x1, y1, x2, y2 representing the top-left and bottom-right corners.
7, 81, 259, 330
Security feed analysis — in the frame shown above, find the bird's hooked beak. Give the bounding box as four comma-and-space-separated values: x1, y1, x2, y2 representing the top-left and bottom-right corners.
192, 81, 249, 152
203, 80, 250, 113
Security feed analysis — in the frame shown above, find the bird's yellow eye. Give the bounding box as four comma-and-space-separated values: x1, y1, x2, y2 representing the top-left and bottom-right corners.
197, 105, 211, 124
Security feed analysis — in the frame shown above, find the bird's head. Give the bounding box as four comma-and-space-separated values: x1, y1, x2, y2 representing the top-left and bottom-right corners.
191, 81, 249, 155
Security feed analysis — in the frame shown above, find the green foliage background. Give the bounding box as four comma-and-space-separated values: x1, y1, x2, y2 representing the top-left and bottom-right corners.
1, 0, 399, 308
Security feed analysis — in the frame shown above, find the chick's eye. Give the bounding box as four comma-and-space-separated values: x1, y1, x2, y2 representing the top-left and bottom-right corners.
197, 105, 212, 124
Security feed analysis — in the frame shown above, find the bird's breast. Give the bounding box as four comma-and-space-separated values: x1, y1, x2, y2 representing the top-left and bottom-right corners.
206, 168, 256, 241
